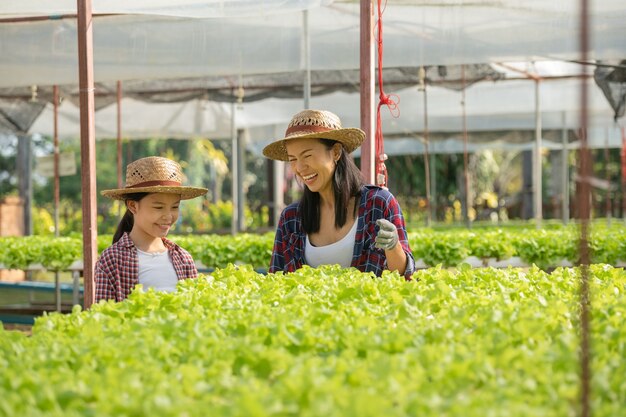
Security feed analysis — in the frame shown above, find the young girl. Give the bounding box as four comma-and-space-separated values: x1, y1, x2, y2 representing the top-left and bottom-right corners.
95, 156, 207, 302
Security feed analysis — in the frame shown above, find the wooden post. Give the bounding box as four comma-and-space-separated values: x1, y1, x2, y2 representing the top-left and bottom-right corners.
359, 0, 375, 184
77, 0, 97, 309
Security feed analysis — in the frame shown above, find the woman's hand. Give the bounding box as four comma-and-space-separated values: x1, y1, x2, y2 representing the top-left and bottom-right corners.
374, 219, 399, 250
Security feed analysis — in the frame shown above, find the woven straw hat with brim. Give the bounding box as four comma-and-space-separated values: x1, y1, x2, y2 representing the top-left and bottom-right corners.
101, 156, 207, 200
262, 109, 365, 161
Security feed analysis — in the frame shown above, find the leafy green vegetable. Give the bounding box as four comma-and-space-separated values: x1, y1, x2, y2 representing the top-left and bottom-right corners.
0, 265, 624, 416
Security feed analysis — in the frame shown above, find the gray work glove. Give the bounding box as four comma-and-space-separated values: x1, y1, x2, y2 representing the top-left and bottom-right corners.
374, 219, 399, 250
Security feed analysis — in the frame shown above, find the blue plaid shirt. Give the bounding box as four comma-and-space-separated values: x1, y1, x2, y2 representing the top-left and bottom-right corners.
269, 185, 415, 279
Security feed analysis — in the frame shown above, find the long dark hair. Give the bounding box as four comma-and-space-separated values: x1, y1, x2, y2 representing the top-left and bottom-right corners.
300, 139, 364, 234
112, 193, 149, 244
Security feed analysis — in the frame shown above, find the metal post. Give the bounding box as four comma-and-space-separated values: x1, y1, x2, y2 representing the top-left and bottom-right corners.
461, 65, 471, 228
422, 78, 431, 227
302, 10, 311, 109
562, 112, 570, 224
77, 0, 97, 309
604, 127, 612, 225
53, 85, 61, 311
55, 271, 61, 312
360, 0, 375, 183
621, 126, 626, 221
72, 270, 80, 306
430, 151, 437, 223
273, 161, 285, 227
267, 161, 275, 227
237, 128, 246, 232
534, 79, 543, 228
578, 0, 592, 415
230, 99, 238, 235
117, 81, 123, 203
17, 135, 33, 236
53, 85, 60, 237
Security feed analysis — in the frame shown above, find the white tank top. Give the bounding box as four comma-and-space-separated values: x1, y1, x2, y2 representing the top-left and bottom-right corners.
137, 248, 179, 293
305, 219, 358, 268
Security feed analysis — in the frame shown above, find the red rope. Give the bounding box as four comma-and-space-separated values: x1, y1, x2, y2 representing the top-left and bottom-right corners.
375, 0, 399, 188
621, 126, 626, 183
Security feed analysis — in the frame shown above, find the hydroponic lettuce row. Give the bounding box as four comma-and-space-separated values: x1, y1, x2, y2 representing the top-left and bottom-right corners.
0, 265, 624, 416
1, 224, 624, 270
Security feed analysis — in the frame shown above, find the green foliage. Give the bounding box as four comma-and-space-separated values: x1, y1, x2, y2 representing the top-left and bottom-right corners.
39, 238, 82, 270
409, 231, 469, 267
179, 200, 268, 233
467, 230, 516, 261
0, 237, 42, 269
1, 223, 624, 270
513, 229, 579, 269
172, 233, 274, 269
0, 265, 625, 416
587, 227, 625, 265
32, 201, 83, 236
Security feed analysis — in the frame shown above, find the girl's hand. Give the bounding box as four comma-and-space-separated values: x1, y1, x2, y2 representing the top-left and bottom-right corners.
374, 219, 399, 250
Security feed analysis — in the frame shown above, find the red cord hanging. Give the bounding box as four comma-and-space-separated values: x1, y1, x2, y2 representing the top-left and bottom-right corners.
375, 0, 399, 188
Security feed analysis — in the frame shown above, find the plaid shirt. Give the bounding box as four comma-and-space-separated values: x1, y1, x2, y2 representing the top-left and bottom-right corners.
269, 185, 415, 279
95, 232, 198, 302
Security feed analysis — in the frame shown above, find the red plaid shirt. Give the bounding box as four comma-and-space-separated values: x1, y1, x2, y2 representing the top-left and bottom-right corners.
95, 232, 198, 302
269, 185, 415, 279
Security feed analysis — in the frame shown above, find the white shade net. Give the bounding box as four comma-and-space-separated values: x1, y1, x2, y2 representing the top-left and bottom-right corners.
0, 0, 332, 19
1, 0, 625, 154
0, 1, 624, 88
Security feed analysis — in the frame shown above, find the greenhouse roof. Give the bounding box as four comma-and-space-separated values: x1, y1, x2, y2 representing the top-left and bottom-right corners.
0, 0, 624, 152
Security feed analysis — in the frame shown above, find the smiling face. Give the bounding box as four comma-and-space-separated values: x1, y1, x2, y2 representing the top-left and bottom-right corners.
127, 193, 181, 241
285, 138, 342, 197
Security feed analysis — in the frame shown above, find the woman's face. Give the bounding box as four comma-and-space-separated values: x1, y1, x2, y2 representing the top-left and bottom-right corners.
127, 193, 181, 239
285, 138, 341, 195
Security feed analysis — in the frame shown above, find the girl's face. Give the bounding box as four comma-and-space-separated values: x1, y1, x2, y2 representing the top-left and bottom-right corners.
286, 138, 341, 195
127, 193, 181, 240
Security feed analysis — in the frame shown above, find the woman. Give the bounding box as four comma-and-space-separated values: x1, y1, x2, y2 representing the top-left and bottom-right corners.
263, 109, 415, 279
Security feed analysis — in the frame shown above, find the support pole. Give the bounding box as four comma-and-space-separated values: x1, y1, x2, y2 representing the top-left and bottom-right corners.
17, 135, 33, 236
302, 10, 311, 110
230, 99, 238, 235
461, 65, 471, 228
116, 81, 123, 218
53, 85, 60, 238
604, 127, 612, 225
577, 0, 592, 415
237, 128, 246, 232
534, 79, 543, 228
77, 0, 97, 309
430, 151, 437, 223
421, 74, 431, 227
53, 85, 61, 312
116, 81, 123, 189
360, 0, 375, 183
273, 161, 285, 227
72, 270, 80, 306
561, 112, 570, 224
621, 127, 626, 221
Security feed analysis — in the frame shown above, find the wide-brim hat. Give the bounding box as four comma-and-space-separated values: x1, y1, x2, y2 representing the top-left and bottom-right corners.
101, 156, 208, 200
262, 109, 365, 161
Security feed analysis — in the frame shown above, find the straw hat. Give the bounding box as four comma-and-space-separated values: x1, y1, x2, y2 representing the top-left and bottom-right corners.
262, 109, 365, 161
101, 156, 207, 200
